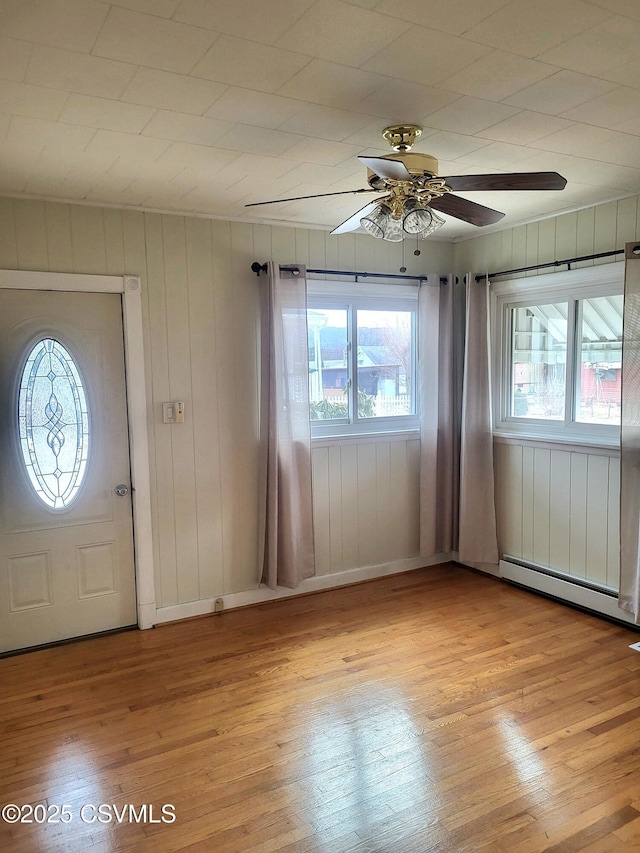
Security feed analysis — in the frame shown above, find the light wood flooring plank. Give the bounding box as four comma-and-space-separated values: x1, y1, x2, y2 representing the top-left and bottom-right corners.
1, 563, 640, 852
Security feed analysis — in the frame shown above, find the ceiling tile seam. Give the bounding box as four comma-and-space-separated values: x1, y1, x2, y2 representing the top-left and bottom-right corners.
364, 2, 513, 39
86, 1, 113, 58
271, 0, 414, 66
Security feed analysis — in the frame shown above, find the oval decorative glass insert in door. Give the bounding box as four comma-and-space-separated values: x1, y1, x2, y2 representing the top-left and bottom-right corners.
18, 338, 90, 509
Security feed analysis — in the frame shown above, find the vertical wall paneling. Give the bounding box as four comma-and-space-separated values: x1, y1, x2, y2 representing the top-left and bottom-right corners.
594, 201, 618, 264
103, 207, 126, 276
525, 222, 539, 271
311, 448, 331, 576
356, 442, 378, 569
585, 454, 610, 586
607, 459, 620, 589
569, 452, 588, 578
509, 226, 526, 272
327, 445, 343, 574
554, 211, 578, 263
464, 198, 637, 600
185, 216, 223, 601
537, 218, 556, 267
144, 212, 177, 607
521, 446, 535, 562
406, 438, 420, 556
616, 196, 638, 247
210, 219, 237, 595
340, 444, 359, 572
375, 441, 393, 565
44, 202, 74, 273
548, 449, 571, 573
532, 447, 551, 567
0, 197, 18, 269
495, 442, 620, 591
69, 204, 107, 274
14, 199, 48, 271
270, 224, 297, 262
576, 206, 596, 268
493, 443, 522, 556
294, 227, 311, 264
307, 228, 327, 271
228, 222, 261, 593
337, 233, 356, 273
0, 194, 435, 622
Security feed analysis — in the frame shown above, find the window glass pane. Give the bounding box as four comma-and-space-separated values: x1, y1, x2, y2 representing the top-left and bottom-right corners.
510, 303, 567, 420
18, 338, 90, 509
356, 309, 414, 418
576, 294, 623, 425
308, 308, 349, 420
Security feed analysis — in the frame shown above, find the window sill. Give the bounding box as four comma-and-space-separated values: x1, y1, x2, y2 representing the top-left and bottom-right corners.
493, 430, 620, 454
312, 428, 420, 447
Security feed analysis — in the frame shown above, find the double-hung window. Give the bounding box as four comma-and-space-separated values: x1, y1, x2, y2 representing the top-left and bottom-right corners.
493, 263, 624, 444
307, 282, 419, 437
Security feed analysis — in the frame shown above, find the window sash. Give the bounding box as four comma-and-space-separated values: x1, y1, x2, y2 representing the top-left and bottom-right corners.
493, 266, 623, 445
308, 290, 419, 437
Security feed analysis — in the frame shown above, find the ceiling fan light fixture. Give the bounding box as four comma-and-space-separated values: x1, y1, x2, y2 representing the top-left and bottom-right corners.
360, 202, 390, 239
403, 200, 446, 237
361, 202, 403, 241
380, 212, 404, 242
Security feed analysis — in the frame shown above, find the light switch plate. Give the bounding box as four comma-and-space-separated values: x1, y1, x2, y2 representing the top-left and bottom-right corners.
162, 402, 175, 424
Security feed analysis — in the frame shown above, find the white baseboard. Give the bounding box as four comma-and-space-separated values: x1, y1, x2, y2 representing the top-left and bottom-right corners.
153, 554, 451, 625
500, 559, 637, 625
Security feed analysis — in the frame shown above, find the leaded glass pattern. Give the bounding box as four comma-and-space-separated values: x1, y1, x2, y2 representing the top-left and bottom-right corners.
18, 338, 90, 509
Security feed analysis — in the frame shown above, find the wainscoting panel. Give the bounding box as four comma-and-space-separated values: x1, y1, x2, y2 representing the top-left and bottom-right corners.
494, 439, 620, 591
311, 436, 421, 576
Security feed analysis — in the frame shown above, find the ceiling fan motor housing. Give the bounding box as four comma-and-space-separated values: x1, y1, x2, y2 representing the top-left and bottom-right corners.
366, 152, 440, 189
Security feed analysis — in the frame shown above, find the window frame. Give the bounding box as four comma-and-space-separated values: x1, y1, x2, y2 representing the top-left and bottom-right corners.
307, 281, 420, 439
492, 262, 624, 446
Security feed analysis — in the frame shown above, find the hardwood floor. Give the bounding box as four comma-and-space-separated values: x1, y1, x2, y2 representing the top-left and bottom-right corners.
2, 563, 640, 852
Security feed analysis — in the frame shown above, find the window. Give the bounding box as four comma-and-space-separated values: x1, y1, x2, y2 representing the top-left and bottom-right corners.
307, 285, 418, 436
494, 264, 623, 443
18, 338, 90, 509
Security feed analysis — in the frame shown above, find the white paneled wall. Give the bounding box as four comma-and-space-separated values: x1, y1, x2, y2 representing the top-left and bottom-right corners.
459, 198, 639, 594
311, 437, 421, 576
455, 196, 640, 276
4, 190, 639, 619
494, 441, 620, 590
0, 196, 453, 617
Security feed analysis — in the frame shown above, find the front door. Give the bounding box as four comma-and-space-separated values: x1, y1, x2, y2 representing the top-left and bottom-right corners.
0, 289, 137, 653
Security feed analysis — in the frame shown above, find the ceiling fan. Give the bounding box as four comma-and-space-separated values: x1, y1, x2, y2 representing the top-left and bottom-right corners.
245, 124, 567, 241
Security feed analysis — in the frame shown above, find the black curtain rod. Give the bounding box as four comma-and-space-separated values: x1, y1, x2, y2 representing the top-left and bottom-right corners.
475, 249, 624, 282
250, 261, 438, 284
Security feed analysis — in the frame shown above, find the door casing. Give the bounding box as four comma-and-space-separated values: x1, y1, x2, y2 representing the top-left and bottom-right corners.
0, 269, 155, 629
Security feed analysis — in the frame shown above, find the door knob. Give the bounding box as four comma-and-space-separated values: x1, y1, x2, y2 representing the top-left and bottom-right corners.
114, 484, 129, 497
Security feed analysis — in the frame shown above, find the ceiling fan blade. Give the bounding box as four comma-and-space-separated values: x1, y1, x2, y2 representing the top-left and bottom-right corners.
245, 187, 377, 207
331, 200, 383, 235
441, 171, 567, 192
429, 194, 505, 227
358, 156, 412, 182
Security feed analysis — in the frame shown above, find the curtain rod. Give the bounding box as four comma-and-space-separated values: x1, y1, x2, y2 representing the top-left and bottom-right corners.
250, 262, 440, 284
475, 249, 624, 282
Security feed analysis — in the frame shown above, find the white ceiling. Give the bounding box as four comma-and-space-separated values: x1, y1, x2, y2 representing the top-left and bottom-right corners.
2, 0, 640, 240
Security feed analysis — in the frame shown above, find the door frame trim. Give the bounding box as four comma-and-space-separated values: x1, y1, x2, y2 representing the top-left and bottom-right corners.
0, 269, 156, 629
